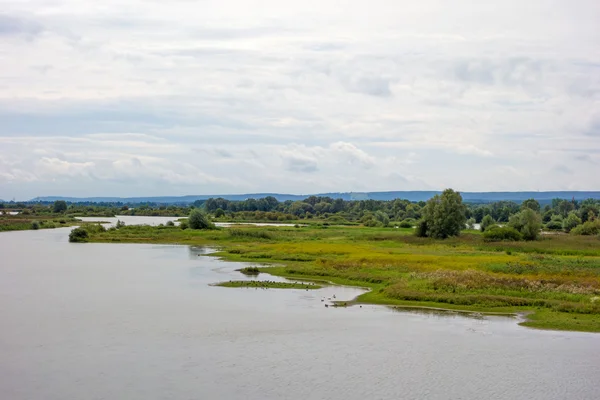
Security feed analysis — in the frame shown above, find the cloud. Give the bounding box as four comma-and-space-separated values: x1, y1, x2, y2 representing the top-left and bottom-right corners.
0, 0, 599, 199
0, 14, 43, 37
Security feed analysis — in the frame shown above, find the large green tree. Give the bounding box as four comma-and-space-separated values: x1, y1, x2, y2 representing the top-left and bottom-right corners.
508, 208, 542, 240
53, 200, 68, 213
418, 189, 466, 239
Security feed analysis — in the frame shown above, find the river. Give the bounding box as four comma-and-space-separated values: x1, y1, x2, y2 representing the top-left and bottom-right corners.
0, 220, 598, 400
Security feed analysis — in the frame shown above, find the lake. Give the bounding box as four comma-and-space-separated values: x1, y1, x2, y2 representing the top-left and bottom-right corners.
1, 221, 599, 400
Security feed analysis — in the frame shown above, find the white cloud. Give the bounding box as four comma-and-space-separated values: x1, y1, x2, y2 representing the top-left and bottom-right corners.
0, 0, 599, 199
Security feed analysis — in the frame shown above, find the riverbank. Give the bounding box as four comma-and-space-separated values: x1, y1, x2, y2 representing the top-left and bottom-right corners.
85, 224, 600, 332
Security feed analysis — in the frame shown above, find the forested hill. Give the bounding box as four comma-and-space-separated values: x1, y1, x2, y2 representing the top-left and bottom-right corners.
29, 191, 600, 204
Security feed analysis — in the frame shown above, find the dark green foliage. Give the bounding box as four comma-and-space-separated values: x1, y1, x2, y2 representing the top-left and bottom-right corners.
399, 219, 415, 228
214, 208, 225, 218
483, 226, 523, 241
166, 220, 175, 227
420, 189, 466, 239
69, 227, 89, 242
53, 200, 68, 213
545, 220, 563, 231
414, 219, 428, 237
521, 198, 541, 212
188, 209, 215, 230
239, 267, 260, 275
179, 220, 189, 230
115, 220, 126, 229
31, 221, 40, 230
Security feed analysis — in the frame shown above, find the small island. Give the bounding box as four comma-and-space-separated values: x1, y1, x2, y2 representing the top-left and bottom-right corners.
215, 280, 322, 290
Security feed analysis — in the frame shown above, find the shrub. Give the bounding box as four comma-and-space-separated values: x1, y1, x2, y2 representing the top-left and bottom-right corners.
115, 220, 126, 229
166, 220, 175, 227
571, 220, 600, 236
69, 227, 89, 243
214, 208, 225, 218
483, 226, 523, 241
414, 219, 428, 237
545, 220, 563, 231
399, 219, 415, 228
179, 220, 189, 230
562, 212, 582, 233
31, 221, 40, 230
188, 209, 215, 230
480, 215, 495, 232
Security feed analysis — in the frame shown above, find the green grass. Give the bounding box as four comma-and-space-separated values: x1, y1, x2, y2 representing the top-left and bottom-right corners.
214, 280, 322, 289
0, 214, 96, 232
86, 223, 600, 332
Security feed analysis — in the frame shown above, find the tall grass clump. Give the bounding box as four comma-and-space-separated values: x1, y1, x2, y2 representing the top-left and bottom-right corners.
229, 229, 273, 240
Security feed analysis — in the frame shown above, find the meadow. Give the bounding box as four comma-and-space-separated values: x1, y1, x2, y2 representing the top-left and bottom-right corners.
86, 223, 600, 332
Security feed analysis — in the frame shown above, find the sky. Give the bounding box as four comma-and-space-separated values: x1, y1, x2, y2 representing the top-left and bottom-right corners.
0, 0, 599, 200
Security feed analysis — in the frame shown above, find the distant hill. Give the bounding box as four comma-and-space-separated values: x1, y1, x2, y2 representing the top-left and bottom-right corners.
29, 191, 600, 204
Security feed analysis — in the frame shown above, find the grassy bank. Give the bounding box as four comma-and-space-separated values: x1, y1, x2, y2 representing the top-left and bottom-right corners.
86, 224, 600, 332
0, 214, 94, 232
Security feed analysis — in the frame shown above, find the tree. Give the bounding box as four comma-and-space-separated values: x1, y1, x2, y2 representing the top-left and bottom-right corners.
562, 212, 582, 233
53, 200, 68, 213
480, 215, 495, 232
418, 189, 466, 239
214, 208, 225, 218
508, 209, 542, 240
188, 209, 215, 230
374, 211, 390, 227
466, 217, 476, 230
520, 198, 540, 212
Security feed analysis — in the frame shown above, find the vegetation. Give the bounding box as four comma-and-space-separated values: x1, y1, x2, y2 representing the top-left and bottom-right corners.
188, 209, 215, 230
83, 222, 600, 332
215, 280, 322, 290
417, 189, 466, 239
238, 267, 261, 275
69, 227, 89, 242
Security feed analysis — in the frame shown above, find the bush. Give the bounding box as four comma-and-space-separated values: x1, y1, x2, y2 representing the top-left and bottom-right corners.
115, 220, 126, 229
31, 221, 40, 230
545, 220, 563, 231
562, 212, 582, 233
414, 219, 428, 237
480, 215, 495, 232
69, 227, 89, 242
214, 208, 225, 218
179, 220, 189, 230
483, 226, 523, 241
188, 209, 215, 230
399, 219, 415, 228
166, 220, 175, 227
571, 219, 600, 236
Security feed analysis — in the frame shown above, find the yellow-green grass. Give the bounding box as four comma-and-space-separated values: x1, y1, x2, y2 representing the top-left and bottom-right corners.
214, 280, 322, 289
87, 224, 600, 332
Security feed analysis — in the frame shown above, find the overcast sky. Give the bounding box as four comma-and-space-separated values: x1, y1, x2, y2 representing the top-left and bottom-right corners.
1, 0, 599, 200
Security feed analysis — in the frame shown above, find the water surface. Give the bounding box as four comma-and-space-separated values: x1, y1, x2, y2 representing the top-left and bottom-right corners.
0, 228, 598, 400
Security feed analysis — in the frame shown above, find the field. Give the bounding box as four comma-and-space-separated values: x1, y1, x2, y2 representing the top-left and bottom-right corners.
87, 223, 600, 332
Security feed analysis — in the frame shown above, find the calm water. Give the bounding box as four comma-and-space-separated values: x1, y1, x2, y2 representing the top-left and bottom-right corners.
1, 224, 599, 400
